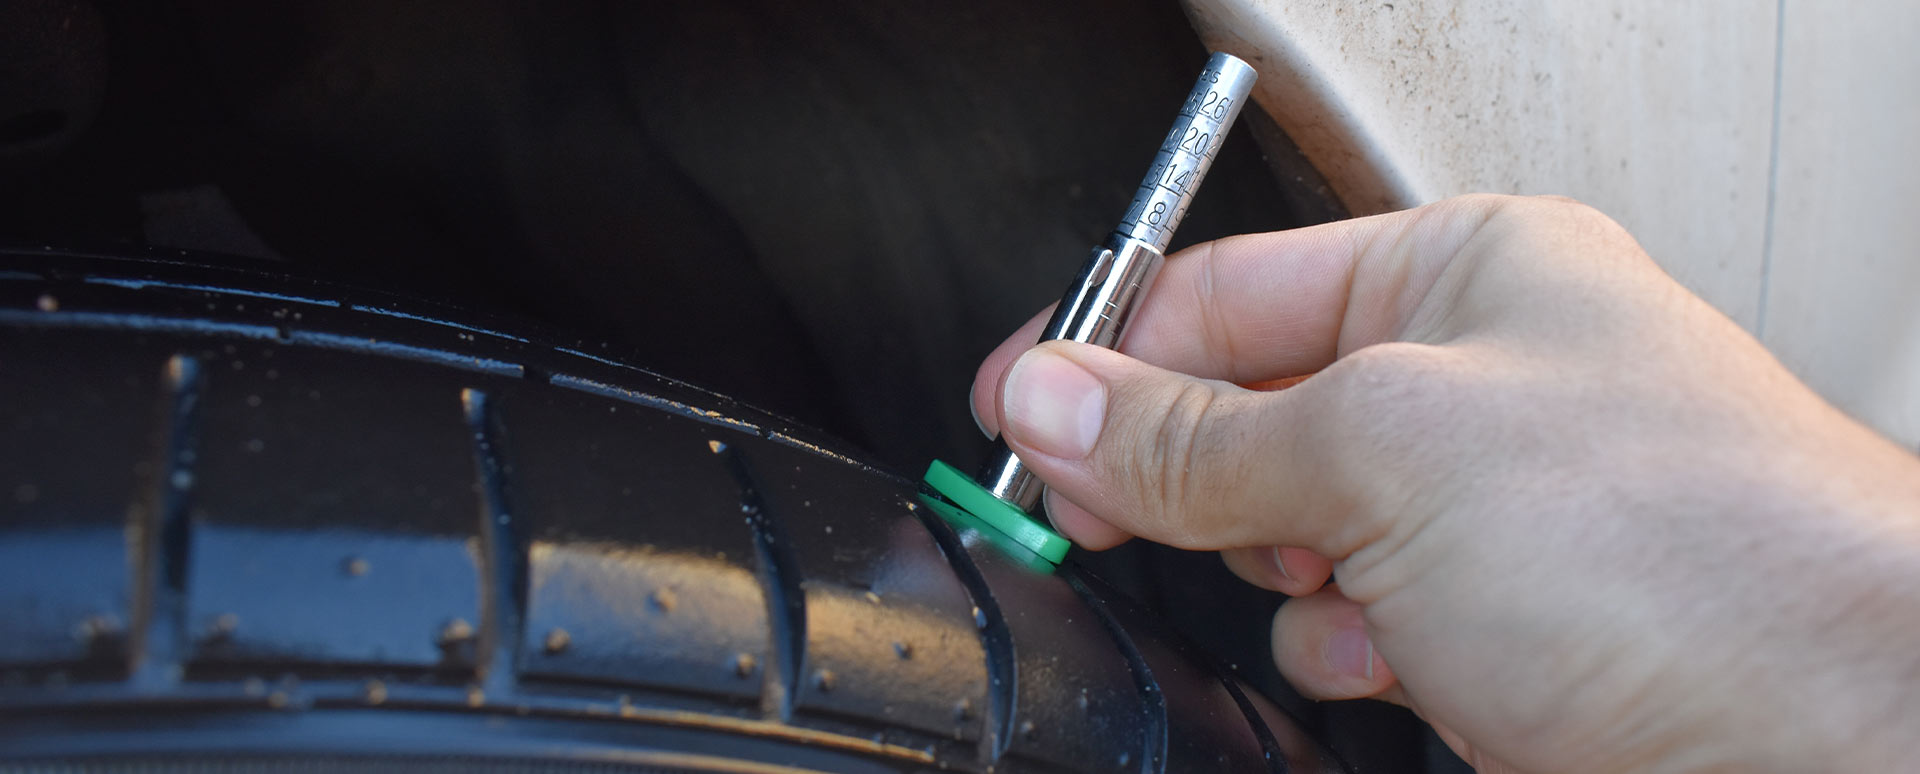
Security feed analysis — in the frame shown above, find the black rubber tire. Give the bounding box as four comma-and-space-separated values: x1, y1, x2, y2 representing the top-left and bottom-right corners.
0, 248, 1346, 774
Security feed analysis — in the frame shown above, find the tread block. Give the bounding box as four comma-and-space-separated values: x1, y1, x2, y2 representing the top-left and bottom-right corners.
183, 343, 486, 672
1092, 577, 1274, 772
502, 390, 771, 703
954, 551, 1152, 771
744, 448, 991, 745
0, 328, 163, 670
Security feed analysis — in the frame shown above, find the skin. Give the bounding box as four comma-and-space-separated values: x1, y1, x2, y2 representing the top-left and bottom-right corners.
969, 195, 1920, 773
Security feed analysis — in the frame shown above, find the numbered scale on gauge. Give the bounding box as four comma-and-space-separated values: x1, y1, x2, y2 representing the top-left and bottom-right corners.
1118, 57, 1252, 253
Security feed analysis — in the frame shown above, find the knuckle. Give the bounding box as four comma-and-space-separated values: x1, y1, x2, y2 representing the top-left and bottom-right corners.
1450, 191, 1593, 218
1529, 193, 1585, 208
1424, 193, 1532, 230
1436, 193, 1604, 234
1516, 196, 1649, 264
1512, 194, 1628, 238
1439, 192, 1521, 214
1444, 195, 1648, 274
1532, 195, 1611, 228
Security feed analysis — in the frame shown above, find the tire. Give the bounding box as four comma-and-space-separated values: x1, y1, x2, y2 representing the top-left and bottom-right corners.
0, 248, 1345, 774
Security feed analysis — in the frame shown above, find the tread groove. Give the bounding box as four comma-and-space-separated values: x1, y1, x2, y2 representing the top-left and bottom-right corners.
904, 496, 1017, 762
1217, 669, 1289, 773
1065, 572, 1167, 774
462, 388, 527, 694
131, 354, 204, 687
713, 441, 806, 723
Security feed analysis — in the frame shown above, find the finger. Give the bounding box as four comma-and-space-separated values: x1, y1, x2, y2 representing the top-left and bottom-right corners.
1270, 587, 1397, 701
971, 304, 1055, 439
1041, 488, 1132, 550
997, 338, 1425, 552
971, 299, 1313, 440
972, 194, 1512, 426
1125, 195, 1504, 381
1222, 546, 1333, 595
1272, 618, 1516, 774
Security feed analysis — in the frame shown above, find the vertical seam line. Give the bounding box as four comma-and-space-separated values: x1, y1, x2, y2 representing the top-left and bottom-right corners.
131, 354, 203, 688
1757, 0, 1788, 337
463, 388, 526, 697
714, 440, 806, 723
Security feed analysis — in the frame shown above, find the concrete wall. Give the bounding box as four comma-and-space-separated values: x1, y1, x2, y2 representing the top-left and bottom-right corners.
1188, 0, 1920, 448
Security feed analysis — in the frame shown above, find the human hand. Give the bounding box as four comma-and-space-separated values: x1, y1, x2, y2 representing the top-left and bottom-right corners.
970, 195, 1920, 773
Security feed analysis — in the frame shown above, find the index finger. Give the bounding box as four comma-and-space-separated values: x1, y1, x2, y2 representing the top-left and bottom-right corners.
972, 196, 1505, 435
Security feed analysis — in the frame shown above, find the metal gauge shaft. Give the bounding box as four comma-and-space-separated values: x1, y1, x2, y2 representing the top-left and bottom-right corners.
976, 52, 1258, 513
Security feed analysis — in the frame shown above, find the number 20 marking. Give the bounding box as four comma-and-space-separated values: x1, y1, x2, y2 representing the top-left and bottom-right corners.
1179, 128, 1210, 154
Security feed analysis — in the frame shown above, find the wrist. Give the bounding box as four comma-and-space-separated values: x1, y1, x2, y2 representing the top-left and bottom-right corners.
1729, 441, 1920, 772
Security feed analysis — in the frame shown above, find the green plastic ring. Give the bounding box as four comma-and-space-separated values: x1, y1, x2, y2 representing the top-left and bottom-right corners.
923, 459, 1070, 564
915, 493, 1058, 575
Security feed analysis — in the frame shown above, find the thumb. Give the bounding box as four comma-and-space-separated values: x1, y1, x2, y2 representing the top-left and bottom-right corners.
996, 339, 1368, 554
